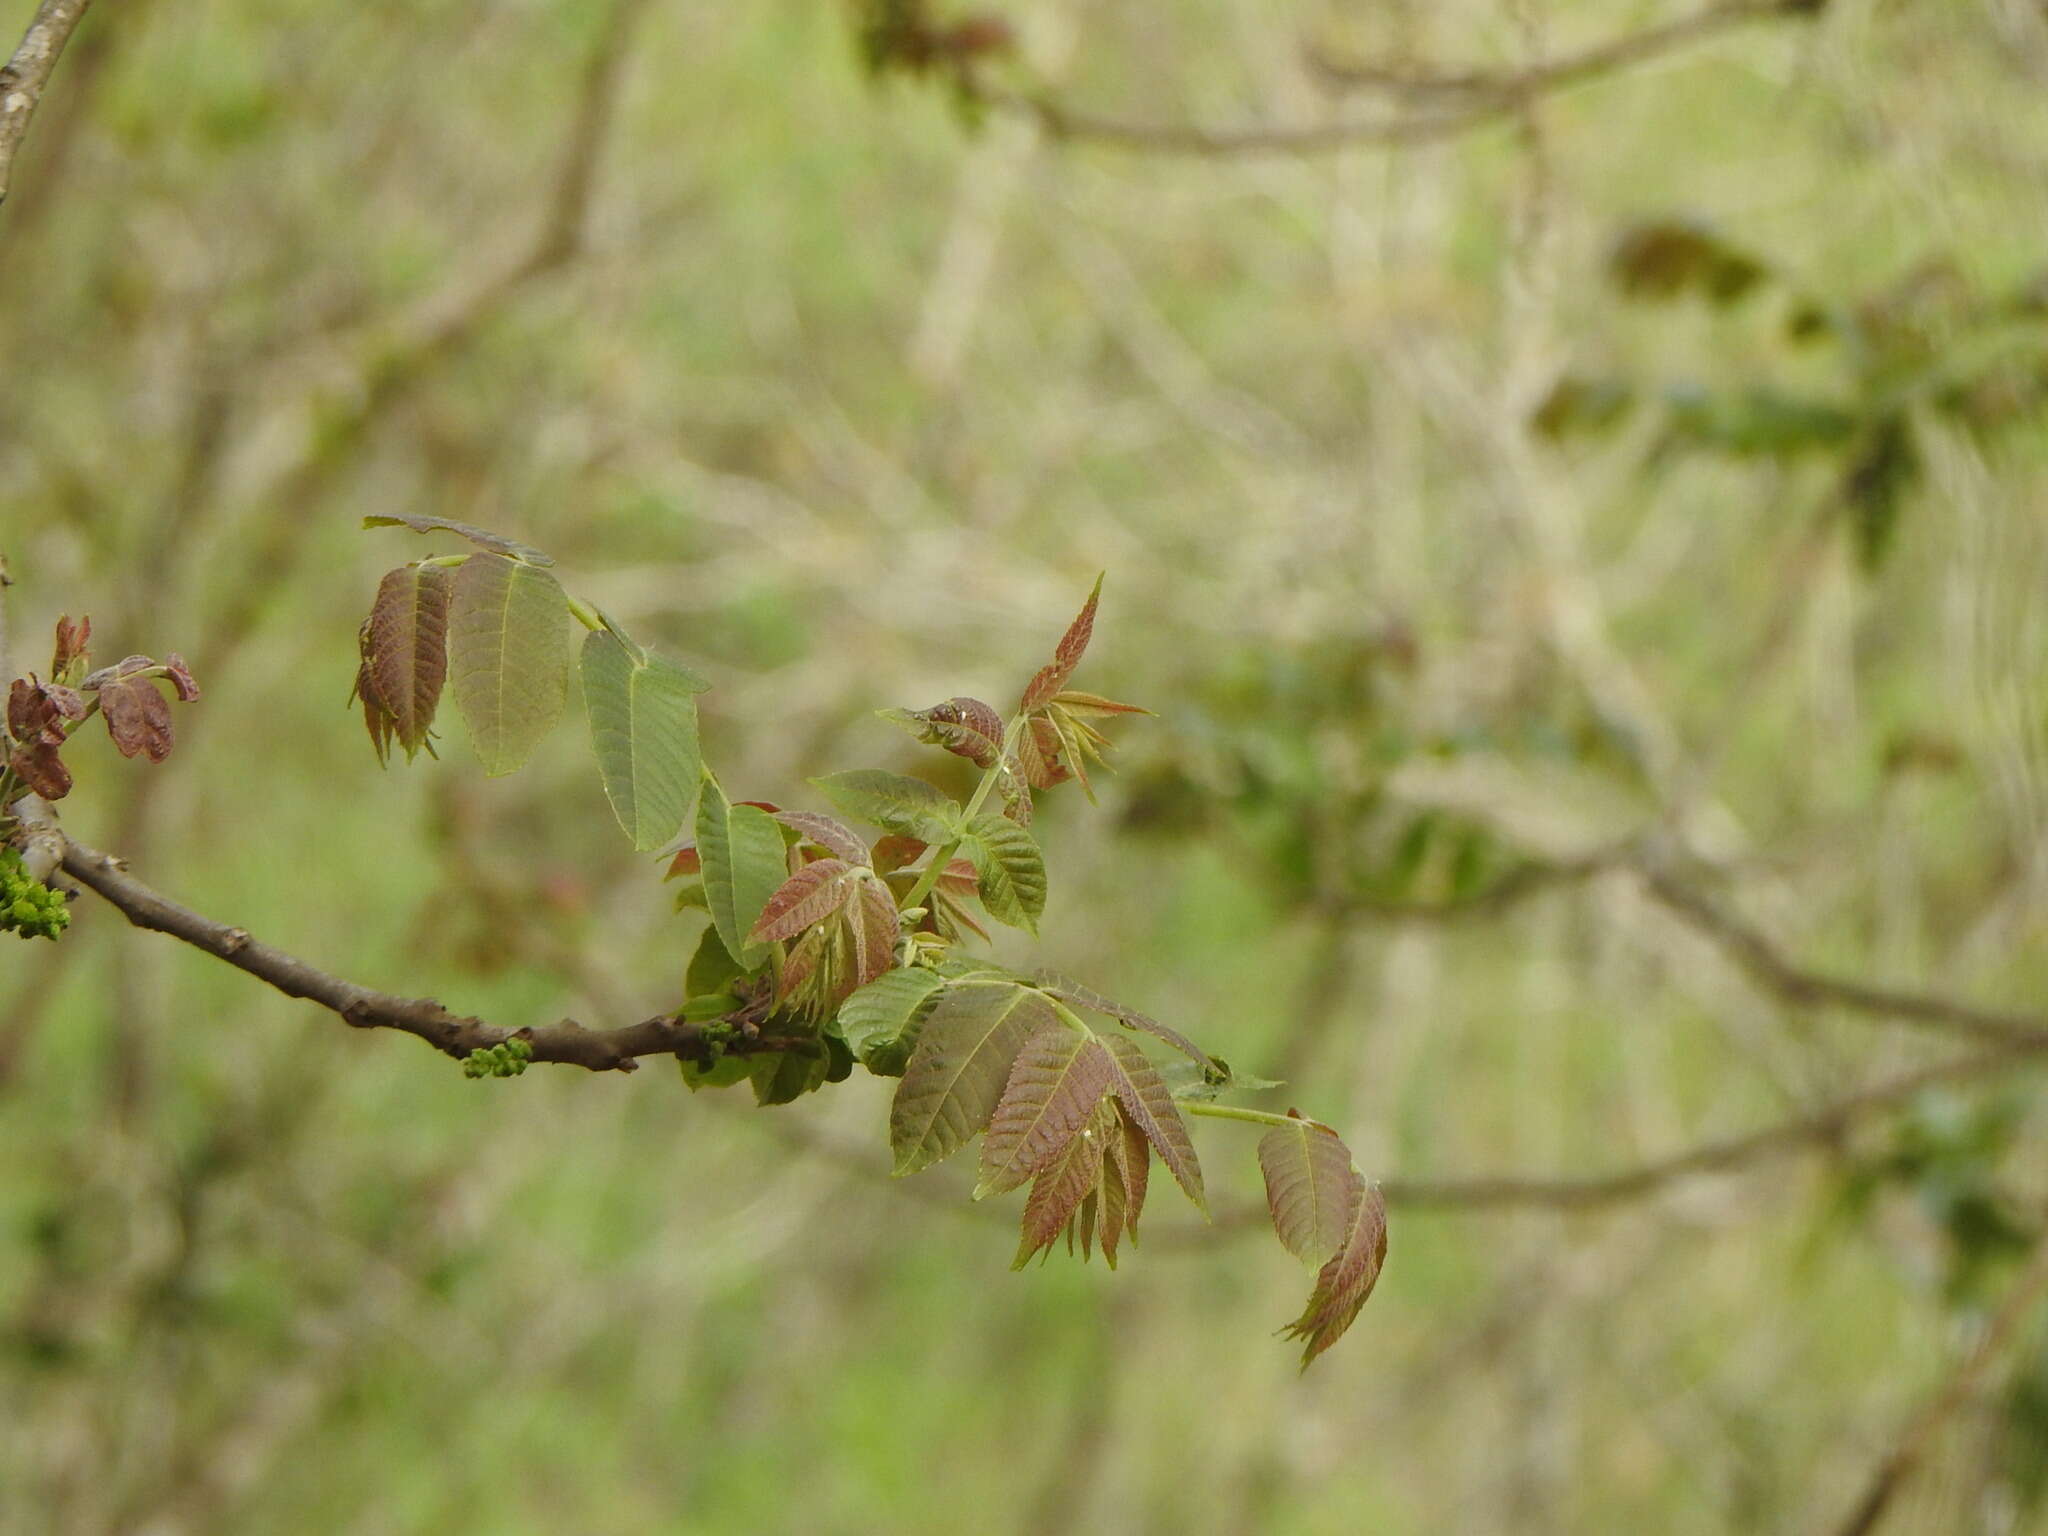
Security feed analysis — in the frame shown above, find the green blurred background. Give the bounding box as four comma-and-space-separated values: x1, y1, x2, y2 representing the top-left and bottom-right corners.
6, 0, 2048, 1530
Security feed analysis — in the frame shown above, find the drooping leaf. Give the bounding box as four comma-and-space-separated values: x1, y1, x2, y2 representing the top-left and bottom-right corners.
7, 739, 69, 799
1258, 1114, 1357, 1266
697, 774, 791, 968
1034, 971, 1216, 1074
446, 553, 572, 777
1101, 1034, 1205, 1214
810, 769, 960, 841
351, 620, 396, 764
1096, 1101, 1146, 1266
1020, 574, 1104, 712
1281, 1173, 1389, 1369
890, 980, 1055, 1175
959, 814, 1046, 933
835, 966, 945, 1073
366, 563, 453, 761
748, 858, 858, 944
580, 628, 707, 851
1013, 1120, 1106, 1269
98, 674, 174, 763
773, 810, 870, 865
977, 1025, 1115, 1197
882, 696, 1006, 767
362, 514, 555, 566
160, 653, 200, 703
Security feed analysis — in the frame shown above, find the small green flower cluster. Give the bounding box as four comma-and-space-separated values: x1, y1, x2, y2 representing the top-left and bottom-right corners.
462, 1036, 534, 1078
1, 846, 69, 941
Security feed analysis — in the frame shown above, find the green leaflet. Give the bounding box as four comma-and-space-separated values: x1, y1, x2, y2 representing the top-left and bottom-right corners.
810, 769, 960, 842
580, 629, 709, 851
696, 774, 788, 969
960, 814, 1046, 933
890, 980, 1056, 1176
834, 966, 945, 1074
680, 1053, 753, 1093
446, 553, 572, 777
684, 924, 744, 1000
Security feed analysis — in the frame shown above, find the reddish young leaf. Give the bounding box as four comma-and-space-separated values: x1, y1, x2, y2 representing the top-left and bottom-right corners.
976, 1025, 1115, 1197
748, 858, 857, 943
1281, 1173, 1389, 1369
1013, 1116, 1106, 1269
367, 562, 453, 760
1014, 714, 1070, 790
773, 810, 870, 865
1096, 1100, 1146, 1266
664, 844, 702, 880
1020, 574, 1104, 712
1101, 1034, 1205, 1214
161, 653, 201, 703
8, 739, 71, 799
1258, 1113, 1356, 1266
844, 875, 901, 991
51, 614, 90, 679
99, 675, 174, 763
350, 620, 398, 764
870, 834, 927, 875
7, 676, 84, 744
884, 696, 1005, 768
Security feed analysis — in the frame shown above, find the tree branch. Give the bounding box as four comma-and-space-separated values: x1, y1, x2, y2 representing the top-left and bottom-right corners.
1831, 1214, 2048, 1536
1377, 1042, 2047, 1211
1306, 0, 1815, 99
0, 0, 91, 211
56, 836, 803, 1073
1640, 865, 2048, 1048
970, 0, 1822, 160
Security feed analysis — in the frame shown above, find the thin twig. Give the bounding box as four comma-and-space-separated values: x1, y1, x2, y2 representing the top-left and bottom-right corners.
56, 836, 803, 1073
0, 0, 92, 210
1831, 1215, 2048, 1536
1307, 0, 1810, 98
1376, 1043, 2047, 1211
971, 0, 1820, 160
1641, 866, 2048, 1048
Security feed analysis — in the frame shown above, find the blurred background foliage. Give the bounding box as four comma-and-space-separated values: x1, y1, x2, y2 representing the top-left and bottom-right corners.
5, 0, 2048, 1530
